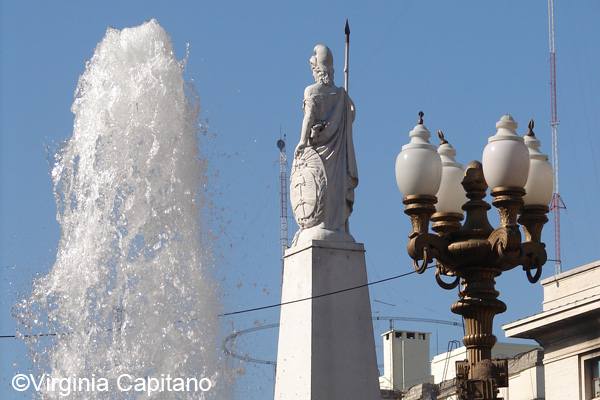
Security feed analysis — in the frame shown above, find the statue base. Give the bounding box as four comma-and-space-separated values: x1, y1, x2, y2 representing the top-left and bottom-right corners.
274, 240, 380, 400
291, 224, 355, 247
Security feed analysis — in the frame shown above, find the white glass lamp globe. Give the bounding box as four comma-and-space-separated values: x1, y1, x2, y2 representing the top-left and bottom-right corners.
482, 115, 530, 189
523, 121, 554, 206
395, 114, 442, 197
435, 133, 466, 214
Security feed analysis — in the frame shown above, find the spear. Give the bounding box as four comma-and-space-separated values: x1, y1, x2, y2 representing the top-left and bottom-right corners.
344, 19, 350, 92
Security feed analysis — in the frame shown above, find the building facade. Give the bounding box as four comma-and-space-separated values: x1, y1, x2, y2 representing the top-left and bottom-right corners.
378, 330, 543, 399
431, 344, 543, 400
504, 260, 600, 400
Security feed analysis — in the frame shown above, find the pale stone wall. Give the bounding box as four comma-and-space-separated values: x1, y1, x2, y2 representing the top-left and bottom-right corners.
498, 349, 545, 400
275, 240, 380, 400
542, 260, 600, 311
504, 260, 600, 400
543, 354, 580, 400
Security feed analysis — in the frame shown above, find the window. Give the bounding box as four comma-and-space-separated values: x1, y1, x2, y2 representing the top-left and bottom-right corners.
407, 332, 415, 339
593, 358, 600, 399
583, 354, 600, 400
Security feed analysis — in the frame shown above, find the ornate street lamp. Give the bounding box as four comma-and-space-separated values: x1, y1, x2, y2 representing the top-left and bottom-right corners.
395, 112, 553, 400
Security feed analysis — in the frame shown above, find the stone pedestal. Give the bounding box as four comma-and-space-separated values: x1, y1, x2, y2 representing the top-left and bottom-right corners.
274, 240, 380, 399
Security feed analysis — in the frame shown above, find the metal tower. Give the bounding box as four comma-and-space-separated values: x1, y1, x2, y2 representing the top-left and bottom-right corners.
277, 131, 289, 271
548, 0, 567, 275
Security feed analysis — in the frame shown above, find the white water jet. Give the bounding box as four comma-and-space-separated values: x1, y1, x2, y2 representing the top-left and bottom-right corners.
16, 20, 228, 399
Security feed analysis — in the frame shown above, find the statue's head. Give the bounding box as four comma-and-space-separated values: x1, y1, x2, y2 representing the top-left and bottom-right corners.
310, 44, 334, 86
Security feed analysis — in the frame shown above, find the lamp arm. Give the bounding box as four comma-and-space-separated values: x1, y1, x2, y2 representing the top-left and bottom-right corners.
518, 242, 547, 283
485, 230, 546, 282
516, 204, 549, 282
407, 233, 452, 273
435, 264, 460, 290
488, 226, 523, 270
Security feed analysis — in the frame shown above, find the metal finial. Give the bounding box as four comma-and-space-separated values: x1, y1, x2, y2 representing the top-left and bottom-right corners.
526, 119, 535, 136
344, 19, 350, 92
438, 130, 448, 145
418, 111, 424, 124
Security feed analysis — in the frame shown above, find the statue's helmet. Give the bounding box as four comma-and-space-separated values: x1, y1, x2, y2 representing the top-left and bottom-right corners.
311, 44, 333, 70
310, 44, 334, 85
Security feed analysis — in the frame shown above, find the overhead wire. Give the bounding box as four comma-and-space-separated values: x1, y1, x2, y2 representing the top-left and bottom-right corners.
366, 252, 401, 309
218, 265, 432, 317
1, 265, 435, 339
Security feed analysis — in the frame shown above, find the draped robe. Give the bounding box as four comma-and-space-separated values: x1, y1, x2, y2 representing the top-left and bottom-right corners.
300, 84, 358, 232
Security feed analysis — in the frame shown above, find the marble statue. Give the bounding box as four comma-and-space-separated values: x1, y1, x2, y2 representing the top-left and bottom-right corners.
290, 44, 358, 245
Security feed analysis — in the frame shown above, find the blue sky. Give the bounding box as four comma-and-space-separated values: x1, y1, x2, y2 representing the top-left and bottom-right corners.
1, 1, 600, 398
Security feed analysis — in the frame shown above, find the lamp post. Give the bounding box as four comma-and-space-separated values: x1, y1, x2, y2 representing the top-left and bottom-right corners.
395, 112, 553, 400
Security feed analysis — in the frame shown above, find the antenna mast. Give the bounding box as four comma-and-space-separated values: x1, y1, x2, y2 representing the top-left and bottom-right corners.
277, 129, 289, 271
548, 0, 566, 275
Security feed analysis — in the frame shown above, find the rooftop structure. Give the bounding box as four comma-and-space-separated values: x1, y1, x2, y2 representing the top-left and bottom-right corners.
504, 260, 600, 399
379, 330, 432, 391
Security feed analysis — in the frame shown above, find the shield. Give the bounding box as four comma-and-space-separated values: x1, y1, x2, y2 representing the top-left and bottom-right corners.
290, 147, 327, 228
